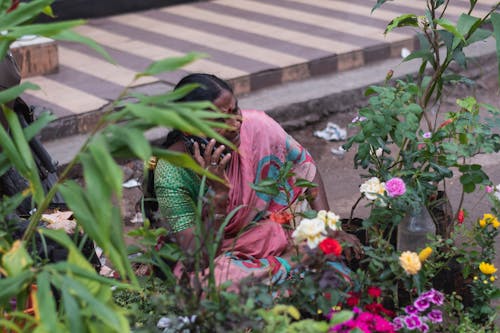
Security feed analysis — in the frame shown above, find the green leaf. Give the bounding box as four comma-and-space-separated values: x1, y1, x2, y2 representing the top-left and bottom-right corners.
403, 50, 433, 63
60, 276, 129, 332
0, 270, 34, 304
455, 14, 481, 48
0, 82, 39, 105
0, 0, 53, 28
23, 111, 56, 141
1, 240, 33, 277
53, 29, 114, 64
36, 271, 58, 332
385, 14, 418, 35
467, 28, 492, 44
61, 288, 84, 333
137, 52, 208, 77
491, 13, 500, 87
435, 18, 465, 48
371, 0, 389, 13
329, 310, 354, 325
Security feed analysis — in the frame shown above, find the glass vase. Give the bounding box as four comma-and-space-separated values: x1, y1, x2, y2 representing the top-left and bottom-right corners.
397, 204, 436, 252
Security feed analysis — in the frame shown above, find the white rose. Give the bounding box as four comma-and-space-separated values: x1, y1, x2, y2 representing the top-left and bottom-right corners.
326, 211, 341, 231
292, 218, 327, 249
495, 185, 500, 201
360, 177, 386, 201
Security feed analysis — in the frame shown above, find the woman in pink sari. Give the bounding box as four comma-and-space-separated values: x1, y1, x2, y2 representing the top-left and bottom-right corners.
151, 74, 347, 291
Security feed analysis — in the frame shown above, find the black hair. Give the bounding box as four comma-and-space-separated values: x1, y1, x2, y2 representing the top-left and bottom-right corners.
163, 73, 233, 148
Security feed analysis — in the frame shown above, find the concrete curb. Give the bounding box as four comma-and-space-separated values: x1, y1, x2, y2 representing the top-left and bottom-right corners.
43, 37, 498, 167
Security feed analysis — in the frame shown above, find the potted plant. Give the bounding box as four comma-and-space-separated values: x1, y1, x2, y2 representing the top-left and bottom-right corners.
343, 0, 500, 243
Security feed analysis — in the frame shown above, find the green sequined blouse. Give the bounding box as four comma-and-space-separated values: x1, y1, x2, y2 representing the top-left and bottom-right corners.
154, 159, 203, 233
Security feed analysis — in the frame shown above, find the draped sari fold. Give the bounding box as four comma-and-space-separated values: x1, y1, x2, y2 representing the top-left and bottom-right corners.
207, 110, 317, 290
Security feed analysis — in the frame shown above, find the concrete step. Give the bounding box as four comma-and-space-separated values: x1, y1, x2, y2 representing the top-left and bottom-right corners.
42, 37, 498, 167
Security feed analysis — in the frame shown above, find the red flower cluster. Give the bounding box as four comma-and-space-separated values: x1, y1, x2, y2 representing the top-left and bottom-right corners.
457, 209, 465, 224
319, 238, 342, 256
344, 286, 395, 319
367, 286, 382, 298
270, 211, 293, 225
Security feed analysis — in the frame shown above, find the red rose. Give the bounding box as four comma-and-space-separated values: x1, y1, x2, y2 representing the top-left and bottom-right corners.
457, 209, 465, 224
319, 238, 342, 256
346, 291, 360, 307
270, 211, 293, 225
367, 286, 382, 298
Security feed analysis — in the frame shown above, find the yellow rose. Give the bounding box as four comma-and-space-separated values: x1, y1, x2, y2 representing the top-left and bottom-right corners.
479, 262, 497, 275
479, 218, 487, 228
418, 247, 433, 262
492, 218, 500, 229
399, 251, 422, 275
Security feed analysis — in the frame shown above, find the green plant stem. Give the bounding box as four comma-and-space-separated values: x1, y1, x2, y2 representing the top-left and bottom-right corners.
22, 80, 136, 242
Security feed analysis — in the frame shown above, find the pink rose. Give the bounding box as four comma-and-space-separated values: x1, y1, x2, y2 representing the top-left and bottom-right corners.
386, 177, 406, 197
486, 185, 493, 193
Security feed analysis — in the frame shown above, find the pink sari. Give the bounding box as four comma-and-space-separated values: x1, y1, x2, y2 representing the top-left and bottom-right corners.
211, 110, 317, 290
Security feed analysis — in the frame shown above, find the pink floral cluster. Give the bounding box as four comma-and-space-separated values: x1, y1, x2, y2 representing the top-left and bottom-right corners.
385, 177, 406, 197
329, 307, 395, 333
392, 289, 444, 332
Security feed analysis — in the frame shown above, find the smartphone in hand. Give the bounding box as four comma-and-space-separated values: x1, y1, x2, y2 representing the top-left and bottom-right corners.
184, 135, 226, 159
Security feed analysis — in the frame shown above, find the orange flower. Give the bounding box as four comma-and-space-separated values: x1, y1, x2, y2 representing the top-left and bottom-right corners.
270, 211, 293, 225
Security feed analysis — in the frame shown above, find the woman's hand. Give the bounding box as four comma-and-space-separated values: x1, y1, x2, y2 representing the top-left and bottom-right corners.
192, 139, 231, 213
192, 139, 231, 184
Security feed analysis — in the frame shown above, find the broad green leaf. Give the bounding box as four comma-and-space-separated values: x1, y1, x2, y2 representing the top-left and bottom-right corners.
1, 240, 33, 277
467, 28, 492, 44
456, 14, 481, 49
491, 13, 500, 87
53, 29, 114, 64
137, 52, 208, 77
435, 18, 465, 47
0, 0, 53, 28
36, 271, 58, 332
385, 14, 418, 35
403, 50, 433, 63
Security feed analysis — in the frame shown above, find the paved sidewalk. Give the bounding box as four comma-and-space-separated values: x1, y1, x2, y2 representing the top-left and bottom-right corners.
18, 0, 497, 141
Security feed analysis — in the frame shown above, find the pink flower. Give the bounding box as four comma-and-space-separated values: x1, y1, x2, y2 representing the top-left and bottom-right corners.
385, 177, 406, 197
427, 309, 443, 323
423, 132, 432, 139
486, 185, 494, 193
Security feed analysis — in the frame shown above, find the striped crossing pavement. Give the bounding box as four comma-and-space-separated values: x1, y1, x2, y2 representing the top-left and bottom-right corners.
17, 0, 498, 140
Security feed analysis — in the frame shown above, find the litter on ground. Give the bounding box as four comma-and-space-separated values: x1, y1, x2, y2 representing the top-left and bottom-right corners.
313, 122, 347, 141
